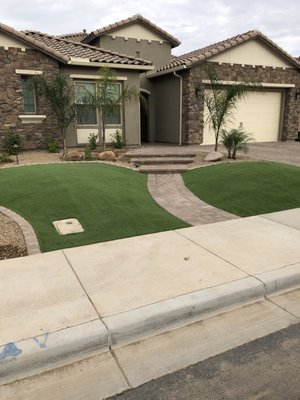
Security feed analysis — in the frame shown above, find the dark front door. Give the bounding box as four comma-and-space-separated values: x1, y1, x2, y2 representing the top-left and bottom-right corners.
140, 93, 149, 143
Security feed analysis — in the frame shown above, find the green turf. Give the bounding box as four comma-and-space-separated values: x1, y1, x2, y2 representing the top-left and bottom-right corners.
183, 161, 300, 217
0, 163, 188, 252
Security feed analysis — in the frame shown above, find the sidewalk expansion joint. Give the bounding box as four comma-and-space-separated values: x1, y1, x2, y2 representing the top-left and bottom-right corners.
61, 250, 131, 385
266, 297, 300, 321
61, 250, 111, 345
175, 229, 249, 276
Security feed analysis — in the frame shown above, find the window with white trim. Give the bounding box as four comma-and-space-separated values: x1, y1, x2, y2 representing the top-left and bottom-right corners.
21, 76, 36, 113
74, 81, 122, 126
103, 83, 122, 125
75, 82, 97, 125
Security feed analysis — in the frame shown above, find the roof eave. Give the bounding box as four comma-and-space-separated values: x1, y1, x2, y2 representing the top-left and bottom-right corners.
67, 59, 155, 71
0, 23, 69, 63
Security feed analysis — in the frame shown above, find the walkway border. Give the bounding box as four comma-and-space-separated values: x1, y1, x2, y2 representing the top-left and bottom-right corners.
0, 206, 40, 255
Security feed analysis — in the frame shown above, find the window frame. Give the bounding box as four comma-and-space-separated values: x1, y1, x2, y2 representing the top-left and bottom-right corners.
74, 80, 98, 127
21, 75, 37, 114
74, 80, 123, 127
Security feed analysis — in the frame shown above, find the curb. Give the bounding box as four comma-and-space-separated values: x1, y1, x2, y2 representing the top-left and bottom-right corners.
1, 265, 300, 386
0, 206, 40, 255
0, 319, 108, 385
104, 276, 265, 348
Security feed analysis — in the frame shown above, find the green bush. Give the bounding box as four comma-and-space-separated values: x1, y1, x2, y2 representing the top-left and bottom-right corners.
88, 133, 98, 150
45, 134, 59, 153
4, 132, 21, 155
112, 129, 126, 149
0, 152, 13, 163
84, 146, 92, 160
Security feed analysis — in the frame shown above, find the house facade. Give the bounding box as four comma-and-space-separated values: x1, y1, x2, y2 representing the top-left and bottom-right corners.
0, 15, 299, 150
0, 21, 153, 150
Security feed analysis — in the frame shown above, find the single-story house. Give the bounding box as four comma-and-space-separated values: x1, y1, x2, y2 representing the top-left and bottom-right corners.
0, 14, 299, 149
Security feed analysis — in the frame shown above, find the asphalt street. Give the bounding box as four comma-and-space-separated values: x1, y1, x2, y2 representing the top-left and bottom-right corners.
108, 322, 300, 400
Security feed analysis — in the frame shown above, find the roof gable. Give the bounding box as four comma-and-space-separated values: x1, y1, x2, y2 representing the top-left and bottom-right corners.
209, 38, 294, 68
84, 14, 181, 48
0, 30, 30, 50
155, 30, 300, 74
0, 23, 152, 69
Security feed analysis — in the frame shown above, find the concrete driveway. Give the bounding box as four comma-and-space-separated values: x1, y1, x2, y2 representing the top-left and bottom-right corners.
247, 141, 300, 165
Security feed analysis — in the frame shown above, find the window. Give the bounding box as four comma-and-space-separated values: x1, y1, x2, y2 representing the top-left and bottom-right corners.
75, 82, 97, 125
103, 83, 121, 125
74, 81, 122, 126
21, 76, 36, 113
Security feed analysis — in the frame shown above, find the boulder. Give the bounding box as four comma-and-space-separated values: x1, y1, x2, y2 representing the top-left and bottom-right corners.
98, 151, 117, 162
63, 151, 84, 161
204, 151, 224, 162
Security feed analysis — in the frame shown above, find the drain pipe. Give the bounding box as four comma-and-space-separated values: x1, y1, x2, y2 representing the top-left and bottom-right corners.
173, 71, 182, 146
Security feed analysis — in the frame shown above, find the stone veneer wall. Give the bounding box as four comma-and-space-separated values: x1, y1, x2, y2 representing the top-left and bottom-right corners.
181, 61, 300, 144
0, 47, 60, 150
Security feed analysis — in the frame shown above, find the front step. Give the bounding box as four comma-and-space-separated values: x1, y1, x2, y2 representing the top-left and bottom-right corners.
125, 149, 196, 173
139, 164, 189, 173
131, 157, 194, 165
126, 152, 197, 158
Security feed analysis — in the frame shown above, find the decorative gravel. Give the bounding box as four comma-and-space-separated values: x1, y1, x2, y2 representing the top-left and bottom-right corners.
0, 212, 27, 260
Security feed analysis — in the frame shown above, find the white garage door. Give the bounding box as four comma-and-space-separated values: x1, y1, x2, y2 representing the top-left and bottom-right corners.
203, 91, 282, 144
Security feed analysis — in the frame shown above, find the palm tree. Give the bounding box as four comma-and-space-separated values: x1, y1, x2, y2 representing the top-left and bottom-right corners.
204, 66, 259, 151
34, 74, 77, 155
220, 128, 253, 159
82, 66, 139, 151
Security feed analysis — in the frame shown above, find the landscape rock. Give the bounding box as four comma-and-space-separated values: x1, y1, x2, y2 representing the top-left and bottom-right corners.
98, 151, 117, 162
63, 151, 84, 161
204, 151, 224, 162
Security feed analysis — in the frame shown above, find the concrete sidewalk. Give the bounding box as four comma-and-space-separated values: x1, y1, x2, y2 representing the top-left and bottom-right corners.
1, 208, 300, 399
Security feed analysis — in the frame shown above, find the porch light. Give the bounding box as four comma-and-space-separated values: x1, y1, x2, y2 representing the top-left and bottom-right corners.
295, 89, 300, 100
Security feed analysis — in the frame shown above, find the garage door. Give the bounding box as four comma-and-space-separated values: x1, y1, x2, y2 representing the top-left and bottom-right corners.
203, 91, 282, 144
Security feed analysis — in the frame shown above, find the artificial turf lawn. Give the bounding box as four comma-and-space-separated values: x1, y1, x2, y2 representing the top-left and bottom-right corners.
183, 161, 300, 217
0, 163, 188, 252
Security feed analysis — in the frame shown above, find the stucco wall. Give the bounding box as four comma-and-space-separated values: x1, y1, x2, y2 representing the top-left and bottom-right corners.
0, 47, 60, 150
94, 36, 172, 68
181, 61, 300, 144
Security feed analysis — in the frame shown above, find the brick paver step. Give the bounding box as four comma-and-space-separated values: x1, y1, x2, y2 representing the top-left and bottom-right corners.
126, 152, 197, 158
139, 164, 189, 173
131, 157, 194, 165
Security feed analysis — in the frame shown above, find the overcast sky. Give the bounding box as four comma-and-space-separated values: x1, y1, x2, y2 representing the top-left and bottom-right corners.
1, 0, 300, 57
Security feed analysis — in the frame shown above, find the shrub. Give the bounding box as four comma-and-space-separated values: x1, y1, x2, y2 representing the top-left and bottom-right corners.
45, 134, 59, 153
0, 152, 13, 163
220, 128, 253, 159
112, 129, 126, 149
84, 146, 92, 160
4, 133, 21, 155
88, 133, 98, 150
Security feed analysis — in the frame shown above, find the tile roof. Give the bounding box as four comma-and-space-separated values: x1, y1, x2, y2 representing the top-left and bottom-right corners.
23, 31, 153, 66
57, 32, 88, 42
83, 14, 181, 48
157, 30, 300, 72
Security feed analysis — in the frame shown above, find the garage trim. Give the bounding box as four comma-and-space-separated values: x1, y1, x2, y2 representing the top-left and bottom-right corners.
202, 80, 295, 89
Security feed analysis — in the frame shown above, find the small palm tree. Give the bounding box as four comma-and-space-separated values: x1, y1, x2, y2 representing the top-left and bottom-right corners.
220, 128, 253, 159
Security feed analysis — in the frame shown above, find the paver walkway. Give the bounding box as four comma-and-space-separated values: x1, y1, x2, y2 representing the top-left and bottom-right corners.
148, 173, 238, 225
